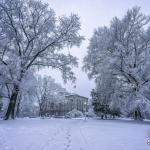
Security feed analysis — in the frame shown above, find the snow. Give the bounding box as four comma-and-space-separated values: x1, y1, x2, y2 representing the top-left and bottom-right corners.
0, 118, 150, 150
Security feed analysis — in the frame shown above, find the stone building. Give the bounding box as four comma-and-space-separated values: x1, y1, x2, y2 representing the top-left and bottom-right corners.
41, 94, 88, 116
65, 94, 88, 113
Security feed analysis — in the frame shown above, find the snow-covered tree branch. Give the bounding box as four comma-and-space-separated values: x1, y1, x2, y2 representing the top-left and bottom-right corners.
83, 7, 150, 120
0, 0, 83, 120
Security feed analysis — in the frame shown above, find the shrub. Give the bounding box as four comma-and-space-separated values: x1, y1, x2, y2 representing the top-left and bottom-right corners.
85, 108, 96, 118
66, 109, 83, 118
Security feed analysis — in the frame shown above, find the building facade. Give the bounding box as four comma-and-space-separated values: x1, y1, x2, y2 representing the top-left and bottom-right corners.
65, 94, 88, 113
41, 94, 88, 116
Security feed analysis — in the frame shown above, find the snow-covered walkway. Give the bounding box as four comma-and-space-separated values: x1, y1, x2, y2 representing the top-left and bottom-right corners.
0, 118, 150, 150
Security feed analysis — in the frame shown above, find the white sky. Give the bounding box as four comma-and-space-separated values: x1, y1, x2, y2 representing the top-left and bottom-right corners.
40, 0, 150, 98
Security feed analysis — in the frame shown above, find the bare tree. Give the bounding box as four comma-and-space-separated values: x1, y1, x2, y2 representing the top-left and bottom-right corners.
0, 0, 83, 119
36, 76, 67, 117
83, 7, 150, 119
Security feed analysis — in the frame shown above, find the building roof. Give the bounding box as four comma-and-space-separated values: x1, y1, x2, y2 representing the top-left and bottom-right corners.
65, 94, 88, 100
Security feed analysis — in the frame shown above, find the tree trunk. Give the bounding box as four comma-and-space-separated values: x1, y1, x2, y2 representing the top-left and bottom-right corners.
4, 85, 19, 120
39, 105, 42, 117
16, 94, 21, 118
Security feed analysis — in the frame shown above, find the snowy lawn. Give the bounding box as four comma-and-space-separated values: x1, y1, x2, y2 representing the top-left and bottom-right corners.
0, 118, 150, 150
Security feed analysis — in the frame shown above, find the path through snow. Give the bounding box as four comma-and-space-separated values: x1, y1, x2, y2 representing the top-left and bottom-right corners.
0, 118, 150, 150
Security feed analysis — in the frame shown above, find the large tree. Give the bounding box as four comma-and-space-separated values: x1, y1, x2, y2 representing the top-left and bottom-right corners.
0, 0, 83, 119
36, 75, 68, 117
83, 7, 150, 119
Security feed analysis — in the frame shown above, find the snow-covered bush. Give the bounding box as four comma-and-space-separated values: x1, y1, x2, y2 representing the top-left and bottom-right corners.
65, 109, 83, 118
127, 107, 144, 121
127, 95, 150, 120
85, 108, 96, 118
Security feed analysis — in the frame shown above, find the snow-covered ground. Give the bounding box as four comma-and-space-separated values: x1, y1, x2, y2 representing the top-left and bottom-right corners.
0, 118, 150, 150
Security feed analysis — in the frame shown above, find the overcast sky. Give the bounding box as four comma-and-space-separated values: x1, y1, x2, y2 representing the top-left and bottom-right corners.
40, 0, 150, 98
